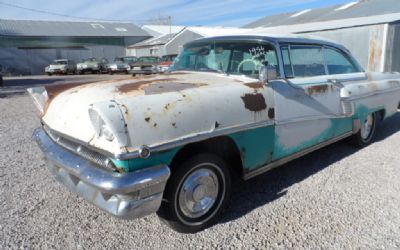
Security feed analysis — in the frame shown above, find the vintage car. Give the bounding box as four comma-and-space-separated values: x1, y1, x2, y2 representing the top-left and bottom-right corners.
157, 54, 177, 73
29, 35, 400, 233
45, 59, 76, 75
106, 56, 137, 74
77, 58, 109, 74
129, 56, 161, 76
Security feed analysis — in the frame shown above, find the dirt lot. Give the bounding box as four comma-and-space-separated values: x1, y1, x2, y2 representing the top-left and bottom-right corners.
1, 76, 400, 249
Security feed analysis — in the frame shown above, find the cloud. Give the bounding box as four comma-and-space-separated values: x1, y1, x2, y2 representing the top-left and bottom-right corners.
0, 0, 351, 26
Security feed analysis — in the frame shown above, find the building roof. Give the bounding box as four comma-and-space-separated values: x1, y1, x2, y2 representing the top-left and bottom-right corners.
250, 12, 400, 34
0, 19, 150, 37
141, 25, 185, 36
181, 26, 249, 37
163, 26, 249, 48
128, 33, 176, 48
244, 0, 400, 28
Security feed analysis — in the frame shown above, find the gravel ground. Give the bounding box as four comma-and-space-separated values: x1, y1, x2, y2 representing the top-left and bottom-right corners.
1, 93, 400, 249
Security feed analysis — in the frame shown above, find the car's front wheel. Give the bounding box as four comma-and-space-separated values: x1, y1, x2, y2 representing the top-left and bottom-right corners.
157, 153, 231, 233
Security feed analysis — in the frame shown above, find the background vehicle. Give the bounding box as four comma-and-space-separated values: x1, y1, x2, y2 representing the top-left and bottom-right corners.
45, 59, 76, 75
157, 54, 177, 73
0, 64, 3, 86
77, 58, 108, 74
106, 56, 137, 74
129, 56, 160, 76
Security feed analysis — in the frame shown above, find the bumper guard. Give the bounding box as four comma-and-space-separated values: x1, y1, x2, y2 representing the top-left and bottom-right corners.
33, 127, 170, 219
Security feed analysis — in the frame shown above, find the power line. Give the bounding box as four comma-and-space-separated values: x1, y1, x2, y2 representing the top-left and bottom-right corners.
0, 1, 153, 22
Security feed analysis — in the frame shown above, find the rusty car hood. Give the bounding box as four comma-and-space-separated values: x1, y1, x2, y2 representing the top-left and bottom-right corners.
39, 71, 268, 155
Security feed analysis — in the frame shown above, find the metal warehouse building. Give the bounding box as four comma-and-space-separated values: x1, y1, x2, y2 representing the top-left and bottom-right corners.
0, 19, 150, 75
244, 0, 400, 72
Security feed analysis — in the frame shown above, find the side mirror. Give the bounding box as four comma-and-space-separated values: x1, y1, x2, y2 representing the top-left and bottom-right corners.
259, 65, 278, 83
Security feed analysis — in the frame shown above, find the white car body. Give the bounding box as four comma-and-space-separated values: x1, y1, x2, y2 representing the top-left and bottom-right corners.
29, 34, 400, 228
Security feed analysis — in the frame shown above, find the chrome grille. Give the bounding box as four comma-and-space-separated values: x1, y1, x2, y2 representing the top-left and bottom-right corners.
43, 125, 116, 171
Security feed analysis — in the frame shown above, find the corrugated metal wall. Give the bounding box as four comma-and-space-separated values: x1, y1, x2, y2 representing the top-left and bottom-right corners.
386, 23, 400, 72
301, 25, 380, 71
164, 31, 202, 55
0, 45, 125, 75
0, 36, 146, 75
127, 45, 163, 57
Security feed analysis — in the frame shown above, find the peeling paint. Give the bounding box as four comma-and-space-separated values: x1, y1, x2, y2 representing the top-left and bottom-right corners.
117, 78, 177, 93
268, 108, 275, 119
144, 82, 206, 95
306, 84, 330, 95
245, 82, 264, 89
240, 93, 267, 112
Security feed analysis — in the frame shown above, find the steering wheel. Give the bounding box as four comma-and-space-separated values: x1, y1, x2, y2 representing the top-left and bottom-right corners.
237, 59, 260, 75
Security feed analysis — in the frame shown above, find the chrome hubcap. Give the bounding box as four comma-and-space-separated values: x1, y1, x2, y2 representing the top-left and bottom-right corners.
361, 114, 374, 140
178, 167, 219, 219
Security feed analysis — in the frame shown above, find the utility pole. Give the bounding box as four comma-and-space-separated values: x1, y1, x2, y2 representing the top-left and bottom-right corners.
169, 16, 172, 36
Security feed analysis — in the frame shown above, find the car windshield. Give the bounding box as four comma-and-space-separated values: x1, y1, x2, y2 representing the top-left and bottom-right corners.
124, 57, 137, 63
138, 57, 159, 63
114, 57, 124, 63
84, 58, 98, 63
161, 55, 177, 62
54, 60, 68, 65
171, 41, 279, 78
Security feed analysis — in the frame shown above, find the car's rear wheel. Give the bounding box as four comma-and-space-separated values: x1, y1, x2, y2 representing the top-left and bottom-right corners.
157, 153, 231, 233
352, 112, 377, 147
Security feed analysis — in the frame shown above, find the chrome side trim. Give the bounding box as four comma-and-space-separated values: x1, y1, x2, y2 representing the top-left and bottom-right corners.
34, 127, 170, 219
275, 114, 349, 126
42, 120, 274, 161
343, 86, 400, 101
116, 120, 275, 160
243, 131, 353, 180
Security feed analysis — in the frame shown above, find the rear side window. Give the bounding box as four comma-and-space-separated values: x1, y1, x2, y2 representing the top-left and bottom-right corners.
290, 46, 326, 77
325, 48, 360, 74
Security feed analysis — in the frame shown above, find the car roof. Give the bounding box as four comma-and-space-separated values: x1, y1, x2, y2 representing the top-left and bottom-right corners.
186, 34, 348, 53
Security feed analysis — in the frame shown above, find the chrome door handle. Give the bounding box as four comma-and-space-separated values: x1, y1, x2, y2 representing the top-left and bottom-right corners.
328, 79, 344, 88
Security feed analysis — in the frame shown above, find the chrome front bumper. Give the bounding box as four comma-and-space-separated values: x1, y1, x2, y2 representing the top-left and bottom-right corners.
33, 127, 170, 219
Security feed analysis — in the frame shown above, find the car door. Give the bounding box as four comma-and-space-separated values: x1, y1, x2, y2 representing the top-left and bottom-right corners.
271, 44, 360, 161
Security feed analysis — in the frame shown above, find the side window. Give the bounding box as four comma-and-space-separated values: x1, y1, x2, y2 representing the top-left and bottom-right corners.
325, 48, 360, 75
281, 46, 293, 78
290, 46, 326, 77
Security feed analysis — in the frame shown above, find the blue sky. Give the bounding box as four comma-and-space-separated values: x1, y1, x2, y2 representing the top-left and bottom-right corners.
0, 0, 353, 27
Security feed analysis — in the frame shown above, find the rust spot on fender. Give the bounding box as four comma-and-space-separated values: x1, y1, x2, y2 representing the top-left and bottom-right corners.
241, 93, 267, 112
307, 84, 329, 95
43, 82, 89, 115
45, 82, 88, 100
245, 82, 264, 89
268, 108, 275, 119
165, 72, 189, 76
144, 82, 207, 95
117, 78, 177, 93
144, 117, 150, 122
